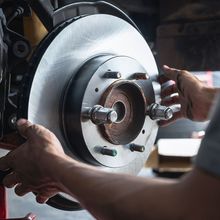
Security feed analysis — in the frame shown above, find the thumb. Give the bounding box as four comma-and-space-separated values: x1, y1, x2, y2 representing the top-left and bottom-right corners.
17, 119, 33, 139
163, 65, 180, 82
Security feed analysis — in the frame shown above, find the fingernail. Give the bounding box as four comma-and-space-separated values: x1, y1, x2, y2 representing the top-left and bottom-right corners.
163, 65, 169, 69
17, 119, 27, 126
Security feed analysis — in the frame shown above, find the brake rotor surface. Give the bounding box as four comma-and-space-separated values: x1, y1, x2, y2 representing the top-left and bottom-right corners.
24, 14, 159, 174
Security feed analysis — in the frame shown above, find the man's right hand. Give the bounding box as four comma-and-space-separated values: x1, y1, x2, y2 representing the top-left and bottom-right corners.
158, 65, 218, 127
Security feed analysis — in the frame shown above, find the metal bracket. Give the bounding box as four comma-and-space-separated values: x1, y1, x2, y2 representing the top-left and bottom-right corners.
26, 0, 139, 31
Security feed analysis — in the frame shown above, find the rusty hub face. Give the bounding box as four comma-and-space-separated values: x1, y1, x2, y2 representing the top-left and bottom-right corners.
100, 80, 146, 145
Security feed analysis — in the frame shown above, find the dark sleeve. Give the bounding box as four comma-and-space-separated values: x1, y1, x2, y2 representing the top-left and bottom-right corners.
195, 95, 220, 176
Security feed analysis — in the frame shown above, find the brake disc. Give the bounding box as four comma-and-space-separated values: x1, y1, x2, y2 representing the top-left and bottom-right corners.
19, 14, 159, 210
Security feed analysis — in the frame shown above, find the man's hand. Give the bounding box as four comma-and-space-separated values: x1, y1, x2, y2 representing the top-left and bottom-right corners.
0, 119, 67, 204
158, 65, 217, 126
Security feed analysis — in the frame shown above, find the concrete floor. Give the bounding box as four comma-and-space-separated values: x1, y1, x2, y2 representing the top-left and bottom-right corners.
8, 190, 94, 219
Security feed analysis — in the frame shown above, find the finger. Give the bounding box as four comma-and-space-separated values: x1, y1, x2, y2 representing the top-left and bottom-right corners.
0, 151, 14, 171
0, 142, 18, 151
0, 133, 26, 150
3, 172, 20, 188
17, 119, 51, 140
16, 119, 33, 139
158, 74, 170, 84
15, 184, 31, 196
158, 111, 182, 127
36, 193, 50, 204
163, 65, 181, 82
161, 95, 180, 106
25, 213, 37, 219
161, 84, 178, 98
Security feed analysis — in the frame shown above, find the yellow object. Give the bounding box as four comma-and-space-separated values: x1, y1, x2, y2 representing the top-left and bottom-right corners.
23, 11, 48, 49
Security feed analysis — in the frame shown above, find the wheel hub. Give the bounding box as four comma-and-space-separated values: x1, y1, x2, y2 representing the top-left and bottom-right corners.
63, 54, 156, 168
100, 80, 146, 145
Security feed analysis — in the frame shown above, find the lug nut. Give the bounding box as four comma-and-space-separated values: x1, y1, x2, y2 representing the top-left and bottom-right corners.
88, 105, 118, 125
130, 144, 145, 152
133, 73, 149, 80
147, 103, 173, 120
101, 148, 117, 157
104, 71, 121, 79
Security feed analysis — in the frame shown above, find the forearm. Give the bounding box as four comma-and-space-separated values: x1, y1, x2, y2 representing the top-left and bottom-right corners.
199, 86, 220, 120
52, 156, 184, 220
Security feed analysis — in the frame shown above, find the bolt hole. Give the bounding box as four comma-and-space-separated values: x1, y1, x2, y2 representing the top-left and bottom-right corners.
17, 44, 26, 53
113, 101, 126, 123
142, 130, 145, 134
95, 88, 99, 92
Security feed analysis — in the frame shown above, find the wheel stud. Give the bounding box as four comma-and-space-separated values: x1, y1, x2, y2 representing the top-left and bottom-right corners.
133, 73, 149, 80
104, 71, 121, 79
101, 148, 118, 157
130, 144, 145, 152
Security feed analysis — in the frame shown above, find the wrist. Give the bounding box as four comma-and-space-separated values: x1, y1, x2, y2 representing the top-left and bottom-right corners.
200, 86, 218, 119
202, 86, 218, 104
46, 153, 87, 193
41, 153, 72, 190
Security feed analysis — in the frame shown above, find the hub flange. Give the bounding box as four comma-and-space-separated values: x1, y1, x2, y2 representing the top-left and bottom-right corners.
63, 55, 156, 168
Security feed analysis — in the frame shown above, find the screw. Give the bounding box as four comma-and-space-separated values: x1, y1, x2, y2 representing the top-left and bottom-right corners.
88, 105, 118, 125
9, 115, 17, 129
133, 73, 149, 80
130, 144, 145, 152
104, 71, 121, 79
147, 103, 173, 120
101, 148, 117, 157
13, 40, 30, 58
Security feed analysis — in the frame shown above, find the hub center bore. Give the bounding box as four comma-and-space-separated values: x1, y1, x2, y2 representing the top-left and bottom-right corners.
100, 80, 146, 145
113, 101, 126, 123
